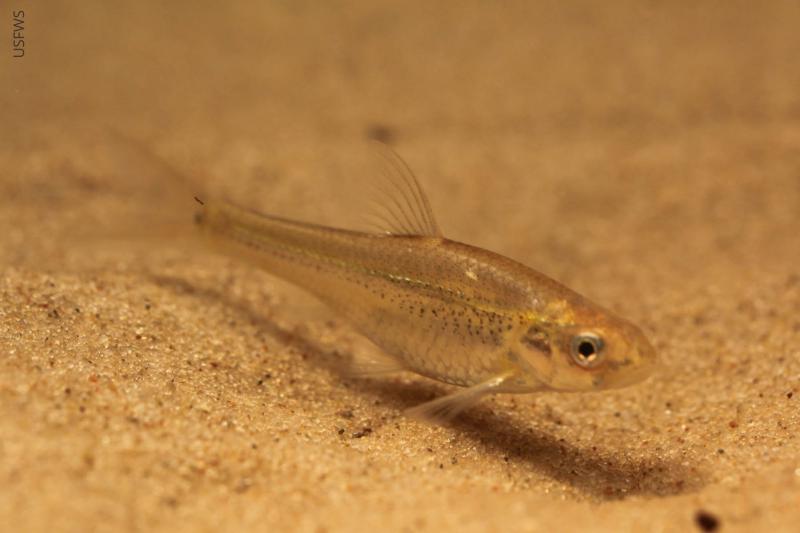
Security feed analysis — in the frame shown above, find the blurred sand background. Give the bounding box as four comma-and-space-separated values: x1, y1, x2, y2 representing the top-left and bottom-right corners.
2, 1, 800, 531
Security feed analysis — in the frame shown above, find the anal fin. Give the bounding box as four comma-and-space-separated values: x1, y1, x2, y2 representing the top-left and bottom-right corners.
345, 350, 406, 378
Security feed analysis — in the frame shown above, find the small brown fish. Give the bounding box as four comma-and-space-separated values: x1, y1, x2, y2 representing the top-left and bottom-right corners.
195, 148, 657, 423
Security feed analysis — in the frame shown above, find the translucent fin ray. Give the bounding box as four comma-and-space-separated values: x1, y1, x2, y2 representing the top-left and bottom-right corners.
363, 143, 442, 237
405, 373, 512, 424
344, 351, 407, 378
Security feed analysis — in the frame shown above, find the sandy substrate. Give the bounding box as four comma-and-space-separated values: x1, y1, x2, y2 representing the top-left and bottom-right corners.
2, 1, 800, 532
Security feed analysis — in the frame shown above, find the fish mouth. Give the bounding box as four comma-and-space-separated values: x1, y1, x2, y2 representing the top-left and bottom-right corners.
596, 350, 658, 390
610, 363, 655, 389
602, 330, 659, 389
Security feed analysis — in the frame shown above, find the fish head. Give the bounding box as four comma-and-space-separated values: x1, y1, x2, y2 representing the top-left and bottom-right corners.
515, 302, 657, 391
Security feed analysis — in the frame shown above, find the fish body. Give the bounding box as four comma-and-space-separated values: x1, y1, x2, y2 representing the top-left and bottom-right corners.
195, 151, 656, 421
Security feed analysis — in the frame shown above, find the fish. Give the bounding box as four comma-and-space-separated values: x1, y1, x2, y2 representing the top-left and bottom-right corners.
194, 146, 657, 423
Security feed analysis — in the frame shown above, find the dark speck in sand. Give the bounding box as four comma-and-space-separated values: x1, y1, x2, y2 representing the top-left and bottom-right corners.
695, 510, 720, 532
352, 427, 372, 438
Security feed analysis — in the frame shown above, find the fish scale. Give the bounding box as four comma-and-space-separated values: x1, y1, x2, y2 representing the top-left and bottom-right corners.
203, 205, 528, 381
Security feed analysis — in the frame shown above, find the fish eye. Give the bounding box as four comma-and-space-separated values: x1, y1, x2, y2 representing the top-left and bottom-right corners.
570, 332, 604, 367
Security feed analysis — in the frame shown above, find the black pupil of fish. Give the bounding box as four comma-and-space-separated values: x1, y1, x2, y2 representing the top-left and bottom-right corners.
578, 340, 596, 358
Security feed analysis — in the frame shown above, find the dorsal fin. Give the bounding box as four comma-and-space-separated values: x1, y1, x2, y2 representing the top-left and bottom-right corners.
363, 143, 442, 237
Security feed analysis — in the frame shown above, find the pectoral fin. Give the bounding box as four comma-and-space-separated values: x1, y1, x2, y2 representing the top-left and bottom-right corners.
405, 373, 514, 424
